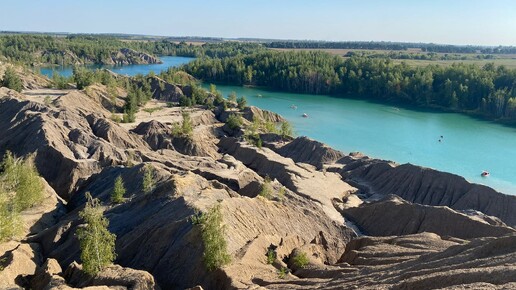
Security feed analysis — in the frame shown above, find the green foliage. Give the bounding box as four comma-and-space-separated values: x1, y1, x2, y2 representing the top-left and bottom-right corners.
142, 107, 163, 116
1, 152, 44, 212
259, 176, 273, 200
184, 49, 516, 122
278, 267, 288, 279
1, 67, 23, 92
278, 187, 286, 200
142, 165, 154, 194
171, 111, 193, 138
51, 72, 70, 89
226, 113, 243, 130
292, 251, 309, 269
237, 96, 247, 110
266, 248, 276, 264
111, 175, 125, 204
73, 66, 95, 90
279, 121, 293, 138
0, 190, 21, 242
77, 192, 116, 276
44, 96, 52, 106
193, 204, 231, 271
228, 91, 237, 103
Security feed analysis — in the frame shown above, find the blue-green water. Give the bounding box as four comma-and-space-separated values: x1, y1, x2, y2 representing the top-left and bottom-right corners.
40, 57, 516, 195
210, 85, 516, 195
39, 56, 195, 78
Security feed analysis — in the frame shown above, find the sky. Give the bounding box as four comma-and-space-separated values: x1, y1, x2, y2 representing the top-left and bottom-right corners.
1, 0, 515, 46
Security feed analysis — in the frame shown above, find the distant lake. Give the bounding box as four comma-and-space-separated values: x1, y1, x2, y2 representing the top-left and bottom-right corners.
209, 84, 516, 196
39, 56, 195, 78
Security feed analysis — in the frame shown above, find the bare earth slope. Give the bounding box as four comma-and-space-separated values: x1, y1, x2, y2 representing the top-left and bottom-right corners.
1, 73, 515, 289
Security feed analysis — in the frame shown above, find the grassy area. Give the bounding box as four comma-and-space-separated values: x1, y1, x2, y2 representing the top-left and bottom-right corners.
269, 47, 516, 69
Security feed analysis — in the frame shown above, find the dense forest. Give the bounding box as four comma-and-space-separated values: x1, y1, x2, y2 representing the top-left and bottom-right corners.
265, 41, 516, 54
0, 35, 264, 65
183, 50, 516, 121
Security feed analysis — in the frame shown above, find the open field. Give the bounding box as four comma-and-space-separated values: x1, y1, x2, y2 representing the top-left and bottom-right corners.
269, 48, 516, 69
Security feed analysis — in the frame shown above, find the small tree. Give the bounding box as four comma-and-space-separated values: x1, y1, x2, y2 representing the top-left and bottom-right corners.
279, 121, 293, 138
77, 192, 116, 276
237, 96, 247, 110
1, 67, 23, 92
111, 175, 126, 204
228, 91, 237, 103
0, 190, 21, 242
142, 165, 154, 194
193, 204, 231, 271
181, 111, 193, 137
226, 113, 243, 130
259, 176, 273, 199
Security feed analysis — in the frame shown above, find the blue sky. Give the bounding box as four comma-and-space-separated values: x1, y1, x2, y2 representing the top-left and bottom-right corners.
1, 0, 515, 45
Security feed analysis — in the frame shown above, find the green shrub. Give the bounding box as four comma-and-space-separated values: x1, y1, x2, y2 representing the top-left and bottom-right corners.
193, 204, 231, 271
1, 67, 23, 92
279, 121, 293, 138
171, 111, 193, 138
237, 96, 247, 110
259, 176, 273, 200
111, 175, 126, 204
292, 251, 309, 269
0, 190, 21, 242
278, 267, 288, 279
266, 248, 276, 264
77, 192, 116, 276
226, 113, 243, 130
1, 152, 44, 212
142, 165, 154, 194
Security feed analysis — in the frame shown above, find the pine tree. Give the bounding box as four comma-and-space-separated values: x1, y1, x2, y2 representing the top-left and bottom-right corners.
77, 192, 116, 276
1, 67, 23, 92
111, 175, 126, 204
142, 165, 154, 194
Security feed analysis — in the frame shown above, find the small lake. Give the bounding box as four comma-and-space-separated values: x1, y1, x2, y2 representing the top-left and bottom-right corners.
39, 56, 195, 78
40, 57, 516, 195
208, 85, 516, 196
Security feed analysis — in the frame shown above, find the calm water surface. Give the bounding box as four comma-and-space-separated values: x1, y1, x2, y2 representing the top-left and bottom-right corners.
209, 85, 516, 195
39, 56, 195, 78
40, 57, 516, 195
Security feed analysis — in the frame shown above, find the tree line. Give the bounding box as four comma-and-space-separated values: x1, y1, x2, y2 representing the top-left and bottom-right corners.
183, 50, 516, 122
265, 41, 516, 54
0, 35, 265, 66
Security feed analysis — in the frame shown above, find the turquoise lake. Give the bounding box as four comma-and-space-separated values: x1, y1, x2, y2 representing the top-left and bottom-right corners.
209, 85, 516, 196
39, 56, 195, 78
40, 56, 516, 195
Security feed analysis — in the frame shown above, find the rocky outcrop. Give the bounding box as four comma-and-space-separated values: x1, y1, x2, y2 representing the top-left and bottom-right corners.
338, 156, 516, 227
343, 195, 515, 239
276, 136, 345, 169
0, 242, 42, 289
63, 262, 156, 290
242, 106, 285, 123
106, 48, 160, 66
145, 76, 185, 102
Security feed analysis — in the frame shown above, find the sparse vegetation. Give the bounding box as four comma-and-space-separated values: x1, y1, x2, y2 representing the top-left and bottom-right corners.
279, 121, 293, 138
44, 95, 52, 106
171, 111, 194, 138
111, 175, 126, 204
292, 251, 309, 269
266, 248, 276, 264
278, 267, 288, 279
142, 165, 154, 194
142, 107, 163, 116
226, 113, 243, 130
237, 96, 247, 110
259, 176, 273, 200
0, 152, 44, 242
1, 67, 23, 92
192, 204, 231, 271
77, 192, 117, 276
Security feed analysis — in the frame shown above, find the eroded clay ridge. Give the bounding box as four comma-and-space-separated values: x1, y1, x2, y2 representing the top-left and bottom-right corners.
0, 67, 514, 289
